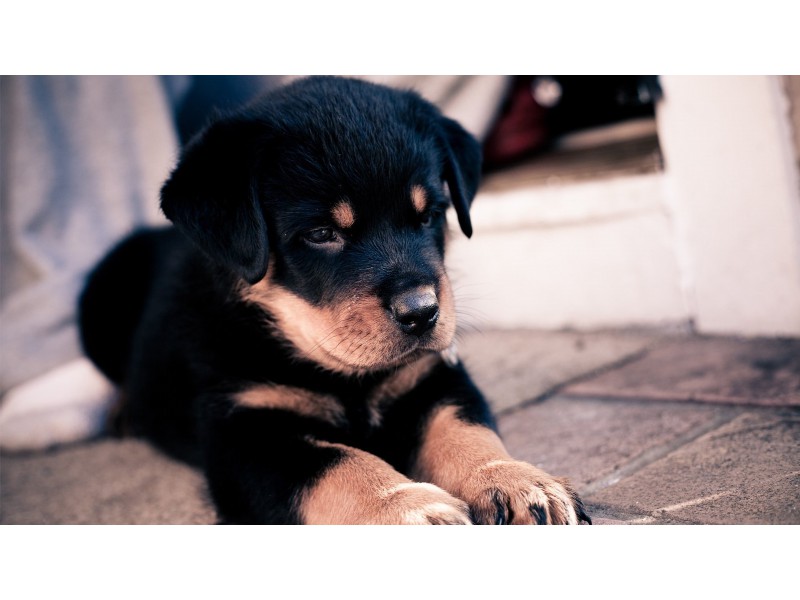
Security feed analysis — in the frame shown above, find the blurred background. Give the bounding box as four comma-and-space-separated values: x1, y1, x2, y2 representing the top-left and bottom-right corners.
2, 75, 800, 449
452, 76, 800, 339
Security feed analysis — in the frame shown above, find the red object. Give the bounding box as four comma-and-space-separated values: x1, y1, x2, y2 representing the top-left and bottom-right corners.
482, 76, 550, 169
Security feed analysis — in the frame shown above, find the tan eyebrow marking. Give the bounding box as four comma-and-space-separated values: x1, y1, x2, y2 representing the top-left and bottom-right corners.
411, 185, 427, 214
332, 200, 355, 229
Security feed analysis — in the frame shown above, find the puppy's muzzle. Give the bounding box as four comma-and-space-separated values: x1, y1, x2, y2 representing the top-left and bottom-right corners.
390, 286, 439, 336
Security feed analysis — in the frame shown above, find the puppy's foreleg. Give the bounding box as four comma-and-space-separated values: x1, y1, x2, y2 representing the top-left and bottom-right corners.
410, 373, 591, 524
204, 406, 469, 525
300, 440, 471, 525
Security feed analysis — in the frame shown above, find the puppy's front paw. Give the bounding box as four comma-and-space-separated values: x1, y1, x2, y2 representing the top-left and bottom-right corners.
463, 460, 590, 525
378, 482, 472, 525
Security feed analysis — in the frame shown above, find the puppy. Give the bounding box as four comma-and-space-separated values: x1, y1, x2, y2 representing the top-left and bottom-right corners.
79, 76, 590, 524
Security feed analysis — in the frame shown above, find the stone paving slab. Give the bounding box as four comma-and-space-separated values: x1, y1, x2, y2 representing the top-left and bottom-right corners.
562, 336, 800, 407
586, 410, 800, 524
4, 394, 732, 525
459, 329, 661, 413
496, 395, 741, 493
4, 401, 795, 525
3, 331, 797, 526
0, 439, 215, 524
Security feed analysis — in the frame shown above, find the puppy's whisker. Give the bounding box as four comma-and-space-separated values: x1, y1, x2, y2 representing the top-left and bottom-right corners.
330, 334, 358, 356
455, 306, 490, 322
307, 323, 351, 356
298, 321, 345, 354
306, 327, 343, 353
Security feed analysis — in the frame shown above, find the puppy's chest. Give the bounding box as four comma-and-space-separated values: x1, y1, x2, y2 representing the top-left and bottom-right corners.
233, 354, 442, 437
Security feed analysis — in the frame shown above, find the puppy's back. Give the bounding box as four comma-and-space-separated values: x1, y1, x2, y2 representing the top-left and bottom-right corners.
78, 227, 179, 384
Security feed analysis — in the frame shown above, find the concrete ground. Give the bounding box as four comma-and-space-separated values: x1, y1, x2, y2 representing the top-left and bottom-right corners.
2, 329, 798, 525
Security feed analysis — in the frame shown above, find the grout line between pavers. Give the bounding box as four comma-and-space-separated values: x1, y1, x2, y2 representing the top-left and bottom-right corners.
656, 491, 732, 513
579, 410, 739, 497
624, 469, 800, 524
561, 388, 800, 408
627, 516, 657, 524
495, 343, 658, 418
581, 501, 702, 525
656, 470, 800, 514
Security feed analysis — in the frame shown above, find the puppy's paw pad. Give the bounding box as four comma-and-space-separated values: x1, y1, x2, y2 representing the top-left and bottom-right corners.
466, 460, 590, 525
381, 482, 472, 525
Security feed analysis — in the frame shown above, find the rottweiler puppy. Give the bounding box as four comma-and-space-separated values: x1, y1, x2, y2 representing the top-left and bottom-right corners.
79, 76, 590, 525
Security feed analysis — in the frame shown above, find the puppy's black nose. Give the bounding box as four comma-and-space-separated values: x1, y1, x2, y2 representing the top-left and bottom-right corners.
390, 286, 439, 336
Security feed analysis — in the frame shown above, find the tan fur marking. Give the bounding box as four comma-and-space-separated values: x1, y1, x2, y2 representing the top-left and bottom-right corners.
367, 353, 441, 426
411, 185, 427, 214
243, 278, 402, 373
300, 440, 470, 524
239, 265, 457, 375
413, 405, 510, 494
413, 405, 582, 524
234, 384, 344, 426
331, 200, 355, 229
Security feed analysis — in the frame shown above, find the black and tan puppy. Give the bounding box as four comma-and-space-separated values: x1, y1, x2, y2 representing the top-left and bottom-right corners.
79, 76, 590, 525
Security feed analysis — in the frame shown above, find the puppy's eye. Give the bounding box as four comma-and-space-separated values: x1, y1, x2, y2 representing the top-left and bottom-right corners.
303, 227, 338, 245
420, 209, 442, 227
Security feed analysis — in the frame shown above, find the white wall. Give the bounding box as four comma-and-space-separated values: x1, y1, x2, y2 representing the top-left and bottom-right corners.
657, 76, 800, 336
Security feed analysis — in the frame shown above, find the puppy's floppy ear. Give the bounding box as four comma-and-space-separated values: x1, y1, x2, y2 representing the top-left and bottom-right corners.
440, 117, 482, 238
160, 117, 268, 284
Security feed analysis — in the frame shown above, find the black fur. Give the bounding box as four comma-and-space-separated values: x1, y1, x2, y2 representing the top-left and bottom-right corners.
79, 77, 585, 524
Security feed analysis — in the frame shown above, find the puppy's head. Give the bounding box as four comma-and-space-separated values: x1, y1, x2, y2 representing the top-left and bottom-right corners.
161, 76, 481, 375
